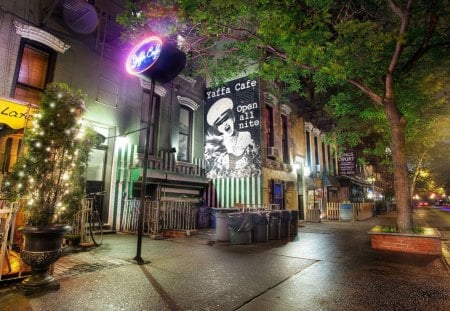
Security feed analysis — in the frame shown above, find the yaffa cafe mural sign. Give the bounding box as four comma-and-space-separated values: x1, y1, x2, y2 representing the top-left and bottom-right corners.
204, 77, 261, 179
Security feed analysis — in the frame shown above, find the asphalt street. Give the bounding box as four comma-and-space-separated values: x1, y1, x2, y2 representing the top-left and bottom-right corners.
1, 208, 449, 311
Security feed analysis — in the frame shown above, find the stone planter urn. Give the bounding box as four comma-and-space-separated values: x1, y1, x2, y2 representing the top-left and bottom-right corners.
19, 225, 71, 296
368, 225, 442, 255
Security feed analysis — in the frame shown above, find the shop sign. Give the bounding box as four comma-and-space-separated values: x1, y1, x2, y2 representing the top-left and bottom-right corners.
0, 97, 37, 129
125, 36, 162, 75
338, 151, 356, 175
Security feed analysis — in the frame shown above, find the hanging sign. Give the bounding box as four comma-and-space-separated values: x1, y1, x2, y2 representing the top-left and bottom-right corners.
338, 151, 356, 175
125, 36, 186, 84
125, 36, 162, 75
0, 97, 37, 129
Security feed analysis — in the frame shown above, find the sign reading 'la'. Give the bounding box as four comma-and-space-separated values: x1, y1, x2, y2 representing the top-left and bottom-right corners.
125, 36, 162, 75
0, 97, 37, 129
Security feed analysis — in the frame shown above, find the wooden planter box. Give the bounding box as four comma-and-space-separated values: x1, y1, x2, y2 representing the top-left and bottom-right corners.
368, 226, 442, 255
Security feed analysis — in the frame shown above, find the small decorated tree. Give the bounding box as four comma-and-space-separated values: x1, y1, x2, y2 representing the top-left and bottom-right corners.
2, 82, 95, 227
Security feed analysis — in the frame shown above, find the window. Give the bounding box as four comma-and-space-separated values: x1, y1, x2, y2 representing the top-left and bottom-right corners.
140, 92, 160, 155
265, 105, 274, 148
322, 142, 327, 172
281, 114, 289, 163
306, 131, 312, 168
272, 181, 285, 210
328, 145, 333, 174
12, 40, 55, 105
314, 135, 319, 170
178, 106, 192, 161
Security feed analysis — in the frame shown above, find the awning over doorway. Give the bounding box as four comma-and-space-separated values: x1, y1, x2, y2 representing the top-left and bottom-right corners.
337, 175, 371, 187
0, 97, 37, 129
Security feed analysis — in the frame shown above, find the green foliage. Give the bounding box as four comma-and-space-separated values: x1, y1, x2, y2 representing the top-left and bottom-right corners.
117, 0, 450, 230
381, 225, 425, 234
2, 82, 96, 227
381, 226, 397, 233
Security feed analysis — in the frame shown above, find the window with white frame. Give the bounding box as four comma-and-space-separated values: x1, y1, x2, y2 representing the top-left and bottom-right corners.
178, 105, 192, 161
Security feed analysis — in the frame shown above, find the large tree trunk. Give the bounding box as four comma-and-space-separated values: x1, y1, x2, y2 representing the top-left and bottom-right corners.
385, 99, 413, 232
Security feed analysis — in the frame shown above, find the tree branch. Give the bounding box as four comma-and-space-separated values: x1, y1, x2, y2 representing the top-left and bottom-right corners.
402, 1, 439, 73
347, 79, 383, 105
386, 0, 412, 99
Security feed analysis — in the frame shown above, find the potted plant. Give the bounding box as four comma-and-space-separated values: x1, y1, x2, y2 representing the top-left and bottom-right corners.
2, 82, 95, 295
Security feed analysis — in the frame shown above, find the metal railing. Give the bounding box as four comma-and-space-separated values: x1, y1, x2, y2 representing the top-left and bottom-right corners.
325, 202, 374, 221
233, 203, 280, 211
136, 150, 205, 177
120, 199, 198, 237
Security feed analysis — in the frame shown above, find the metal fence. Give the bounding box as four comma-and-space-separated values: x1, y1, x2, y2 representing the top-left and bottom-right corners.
233, 203, 280, 211
325, 202, 374, 221
120, 199, 198, 237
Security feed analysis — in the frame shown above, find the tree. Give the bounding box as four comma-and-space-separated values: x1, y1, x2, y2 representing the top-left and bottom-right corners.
2, 83, 96, 226
118, 0, 450, 232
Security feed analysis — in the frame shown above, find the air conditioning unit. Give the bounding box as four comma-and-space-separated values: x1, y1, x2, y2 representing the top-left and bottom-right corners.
267, 147, 279, 159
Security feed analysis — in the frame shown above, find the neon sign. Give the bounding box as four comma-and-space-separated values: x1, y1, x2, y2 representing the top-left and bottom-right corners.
125, 36, 162, 75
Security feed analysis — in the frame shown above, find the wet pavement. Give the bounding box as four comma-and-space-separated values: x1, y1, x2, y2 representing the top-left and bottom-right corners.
1, 209, 449, 311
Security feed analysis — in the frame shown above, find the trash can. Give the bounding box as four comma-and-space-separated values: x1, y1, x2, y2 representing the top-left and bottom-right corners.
290, 210, 299, 236
228, 212, 252, 245
213, 208, 240, 241
210, 208, 216, 228
197, 206, 211, 228
251, 212, 268, 243
280, 210, 291, 238
268, 210, 281, 240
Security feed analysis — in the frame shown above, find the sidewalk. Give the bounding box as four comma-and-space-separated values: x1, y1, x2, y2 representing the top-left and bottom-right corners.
1, 211, 449, 311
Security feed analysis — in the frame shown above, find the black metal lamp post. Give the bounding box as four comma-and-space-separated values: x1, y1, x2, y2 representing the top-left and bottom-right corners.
125, 36, 186, 264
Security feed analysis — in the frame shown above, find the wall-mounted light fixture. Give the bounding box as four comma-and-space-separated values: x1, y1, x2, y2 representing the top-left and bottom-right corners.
293, 155, 304, 171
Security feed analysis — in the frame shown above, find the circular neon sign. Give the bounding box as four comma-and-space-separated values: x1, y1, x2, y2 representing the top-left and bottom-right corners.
125, 36, 163, 75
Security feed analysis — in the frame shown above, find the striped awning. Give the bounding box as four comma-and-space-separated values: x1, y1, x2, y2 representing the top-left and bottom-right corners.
0, 97, 37, 129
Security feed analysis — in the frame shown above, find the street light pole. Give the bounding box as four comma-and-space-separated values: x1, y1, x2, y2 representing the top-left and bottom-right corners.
133, 76, 155, 265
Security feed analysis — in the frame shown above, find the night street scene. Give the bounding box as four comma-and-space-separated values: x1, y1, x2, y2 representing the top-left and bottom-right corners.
0, 1, 449, 310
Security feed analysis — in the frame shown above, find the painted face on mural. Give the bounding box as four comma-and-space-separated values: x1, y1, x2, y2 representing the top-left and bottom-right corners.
215, 110, 235, 138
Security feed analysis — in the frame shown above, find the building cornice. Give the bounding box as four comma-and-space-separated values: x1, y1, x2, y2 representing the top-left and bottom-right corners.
177, 96, 199, 111
140, 79, 168, 97
13, 20, 70, 53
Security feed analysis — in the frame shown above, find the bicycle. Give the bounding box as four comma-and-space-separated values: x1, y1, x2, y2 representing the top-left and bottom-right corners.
81, 191, 105, 246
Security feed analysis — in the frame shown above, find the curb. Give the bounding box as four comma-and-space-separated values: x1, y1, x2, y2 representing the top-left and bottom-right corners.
442, 243, 450, 270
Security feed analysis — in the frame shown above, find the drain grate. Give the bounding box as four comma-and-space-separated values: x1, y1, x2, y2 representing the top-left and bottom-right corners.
54, 261, 128, 279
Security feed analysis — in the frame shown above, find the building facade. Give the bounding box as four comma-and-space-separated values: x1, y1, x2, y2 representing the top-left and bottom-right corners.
0, 0, 208, 232
0, 1, 382, 237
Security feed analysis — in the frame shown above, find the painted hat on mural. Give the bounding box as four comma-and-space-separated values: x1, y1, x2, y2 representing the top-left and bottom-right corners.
207, 97, 233, 126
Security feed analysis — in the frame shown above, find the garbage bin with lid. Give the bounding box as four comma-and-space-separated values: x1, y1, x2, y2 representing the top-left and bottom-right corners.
228, 212, 252, 245
290, 210, 299, 236
198, 206, 211, 228
210, 208, 216, 228
268, 210, 281, 240
251, 212, 268, 243
213, 208, 240, 241
280, 210, 291, 238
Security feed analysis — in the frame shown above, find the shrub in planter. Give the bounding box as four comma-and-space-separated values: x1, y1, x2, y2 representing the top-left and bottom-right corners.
2, 82, 96, 295
368, 225, 442, 255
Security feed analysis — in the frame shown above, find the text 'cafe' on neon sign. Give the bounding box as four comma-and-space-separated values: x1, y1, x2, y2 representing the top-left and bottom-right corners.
125, 36, 162, 75
125, 36, 186, 84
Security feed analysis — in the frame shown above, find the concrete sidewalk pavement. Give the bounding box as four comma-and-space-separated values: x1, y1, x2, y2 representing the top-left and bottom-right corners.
1, 211, 449, 311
